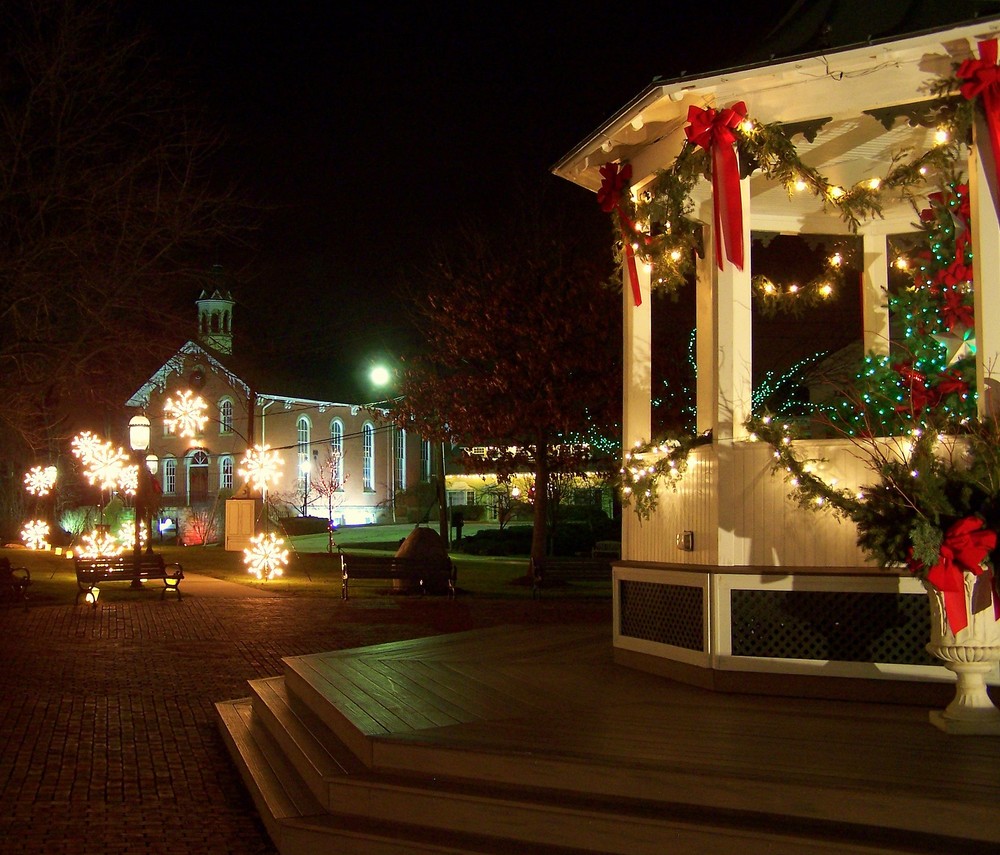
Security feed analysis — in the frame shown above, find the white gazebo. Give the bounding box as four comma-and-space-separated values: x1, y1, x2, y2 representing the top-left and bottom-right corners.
554, 18, 1000, 701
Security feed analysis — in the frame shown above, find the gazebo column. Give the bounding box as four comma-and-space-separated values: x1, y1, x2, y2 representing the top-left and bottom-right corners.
695, 240, 716, 436
622, 258, 652, 449
711, 179, 753, 442
861, 231, 891, 355
970, 121, 1000, 417
707, 179, 752, 565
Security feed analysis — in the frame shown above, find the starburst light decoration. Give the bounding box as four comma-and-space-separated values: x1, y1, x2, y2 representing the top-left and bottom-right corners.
243, 532, 289, 581
163, 390, 209, 437
24, 465, 58, 496
117, 464, 139, 497
117, 520, 148, 551
21, 519, 50, 550
71, 431, 130, 492
238, 444, 284, 494
76, 528, 124, 559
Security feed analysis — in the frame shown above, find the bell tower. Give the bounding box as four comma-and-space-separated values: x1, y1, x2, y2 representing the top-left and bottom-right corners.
196, 284, 235, 355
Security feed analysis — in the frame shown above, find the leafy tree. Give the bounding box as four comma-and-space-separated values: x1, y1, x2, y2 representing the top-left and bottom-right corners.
391, 194, 621, 564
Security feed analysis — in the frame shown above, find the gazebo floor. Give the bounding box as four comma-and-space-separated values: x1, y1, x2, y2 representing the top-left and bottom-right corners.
216, 624, 1000, 854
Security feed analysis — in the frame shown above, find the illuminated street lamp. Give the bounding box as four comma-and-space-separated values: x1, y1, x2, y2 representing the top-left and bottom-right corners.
128, 414, 152, 567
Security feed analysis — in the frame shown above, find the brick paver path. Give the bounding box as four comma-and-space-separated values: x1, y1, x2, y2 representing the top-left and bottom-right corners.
0, 594, 609, 853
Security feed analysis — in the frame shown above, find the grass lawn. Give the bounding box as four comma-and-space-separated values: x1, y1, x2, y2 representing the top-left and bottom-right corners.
1, 522, 610, 605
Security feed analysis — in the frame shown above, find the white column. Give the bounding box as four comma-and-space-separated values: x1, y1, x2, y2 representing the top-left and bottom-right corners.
622, 258, 652, 449
695, 235, 716, 435
861, 232, 891, 355
713, 176, 753, 441
711, 179, 752, 567
970, 117, 1000, 417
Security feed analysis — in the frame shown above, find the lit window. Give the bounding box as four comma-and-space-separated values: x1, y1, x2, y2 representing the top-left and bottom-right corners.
330, 419, 344, 488
363, 422, 375, 492
395, 429, 406, 492
220, 456, 234, 491
219, 398, 234, 434
297, 416, 311, 495
420, 439, 432, 482
162, 457, 176, 494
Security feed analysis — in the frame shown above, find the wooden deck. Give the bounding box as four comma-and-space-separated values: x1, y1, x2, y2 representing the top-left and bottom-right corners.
217, 624, 1000, 854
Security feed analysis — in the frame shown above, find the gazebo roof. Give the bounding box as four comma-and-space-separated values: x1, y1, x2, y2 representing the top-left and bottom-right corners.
553, 17, 1000, 231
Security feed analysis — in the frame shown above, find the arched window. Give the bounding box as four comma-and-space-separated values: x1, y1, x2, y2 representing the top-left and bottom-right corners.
220, 456, 234, 491
395, 428, 406, 492
420, 439, 432, 482
162, 457, 177, 494
297, 416, 311, 496
219, 398, 234, 434
362, 422, 375, 492
329, 418, 344, 488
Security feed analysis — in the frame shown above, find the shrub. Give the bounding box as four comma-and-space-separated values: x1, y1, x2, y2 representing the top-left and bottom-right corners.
451, 504, 485, 522
460, 526, 533, 556
278, 516, 331, 536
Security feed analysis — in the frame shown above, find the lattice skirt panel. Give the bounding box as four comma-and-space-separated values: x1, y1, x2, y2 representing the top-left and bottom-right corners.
730, 589, 936, 665
619, 580, 704, 651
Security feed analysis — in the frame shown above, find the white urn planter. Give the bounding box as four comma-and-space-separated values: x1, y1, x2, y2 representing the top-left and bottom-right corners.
925, 569, 1000, 735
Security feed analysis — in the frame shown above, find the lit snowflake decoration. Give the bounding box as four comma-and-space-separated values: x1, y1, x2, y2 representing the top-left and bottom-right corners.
239, 444, 284, 494
20, 519, 50, 550
117, 464, 139, 497
72, 431, 129, 492
24, 465, 58, 496
76, 529, 123, 559
117, 520, 148, 551
71, 431, 104, 462
243, 532, 289, 580
164, 390, 209, 437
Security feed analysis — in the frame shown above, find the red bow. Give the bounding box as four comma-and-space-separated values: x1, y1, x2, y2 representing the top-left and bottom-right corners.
958, 39, 1000, 192
598, 162, 643, 307
930, 260, 973, 294
895, 364, 934, 414
685, 101, 747, 271
910, 517, 998, 634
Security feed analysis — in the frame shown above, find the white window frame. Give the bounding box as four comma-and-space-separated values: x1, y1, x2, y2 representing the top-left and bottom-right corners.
220, 456, 234, 491
330, 418, 344, 489
162, 457, 177, 494
219, 398, 234, 434
395, 428, 406, 492
362, 422, 375, 492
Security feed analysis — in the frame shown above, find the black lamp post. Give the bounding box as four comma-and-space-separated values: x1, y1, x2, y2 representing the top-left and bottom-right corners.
128, 414, 151, 567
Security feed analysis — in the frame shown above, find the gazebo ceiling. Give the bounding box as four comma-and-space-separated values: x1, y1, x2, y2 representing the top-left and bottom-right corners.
554, 18, 999, 232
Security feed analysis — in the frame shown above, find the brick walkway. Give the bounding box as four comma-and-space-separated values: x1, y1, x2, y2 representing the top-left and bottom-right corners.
0, 592, 610, 854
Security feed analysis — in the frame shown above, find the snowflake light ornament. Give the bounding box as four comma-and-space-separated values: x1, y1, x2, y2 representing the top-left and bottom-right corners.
239, 444, 284, 494
83, 442, 130, 492
164, 390, 209, 437
76, 528, 123, 559
117, 464, 139, 497
243, 532, 289, 580
71, 431, 104, 462
24, 465, 58, 496
20, 519, 50, 550
117, 520, 148, 551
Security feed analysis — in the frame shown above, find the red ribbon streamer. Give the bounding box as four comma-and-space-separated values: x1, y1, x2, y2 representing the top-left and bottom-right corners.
958, 39, 1000, 190
685, 101, 747, 271
910, 517, 998, 635
598, 162, 643, 307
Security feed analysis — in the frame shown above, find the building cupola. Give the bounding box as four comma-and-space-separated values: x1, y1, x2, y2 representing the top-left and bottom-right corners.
196, 280, 235, 355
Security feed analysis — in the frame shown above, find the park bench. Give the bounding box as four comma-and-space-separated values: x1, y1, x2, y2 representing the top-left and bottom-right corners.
74, 553, 184, 606
0, 557, 31, 608
530, 556, 612, 599
339, 552, 456, 600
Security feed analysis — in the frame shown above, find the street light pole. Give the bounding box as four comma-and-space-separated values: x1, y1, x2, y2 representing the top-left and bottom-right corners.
128, 414, 151, 576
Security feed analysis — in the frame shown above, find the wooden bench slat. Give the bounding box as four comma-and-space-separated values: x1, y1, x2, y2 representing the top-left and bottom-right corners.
74, 553, 183, 605
339, 552, 456, 599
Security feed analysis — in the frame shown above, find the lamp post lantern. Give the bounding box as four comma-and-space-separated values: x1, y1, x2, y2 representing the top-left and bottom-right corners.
128, 414, 151, 567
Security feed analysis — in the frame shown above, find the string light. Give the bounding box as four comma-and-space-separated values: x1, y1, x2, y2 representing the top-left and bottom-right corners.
24, 465, 57, 497
243, 532, 289, 581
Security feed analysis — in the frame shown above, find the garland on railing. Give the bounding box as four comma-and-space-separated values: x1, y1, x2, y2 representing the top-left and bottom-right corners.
618, 434, 699, 519
600, 80, 973, 297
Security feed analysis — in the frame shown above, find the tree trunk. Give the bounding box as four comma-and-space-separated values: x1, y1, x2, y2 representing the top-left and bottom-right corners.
530, 444, 549, 569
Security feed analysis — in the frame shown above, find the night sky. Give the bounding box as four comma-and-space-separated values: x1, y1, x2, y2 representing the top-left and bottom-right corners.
131, 1, 999, 400
132, 2, 798, 398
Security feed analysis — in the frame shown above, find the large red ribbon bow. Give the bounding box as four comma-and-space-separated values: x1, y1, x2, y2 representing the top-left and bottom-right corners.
685, 101, 747, 271
598, 162, 643, 307
911, 516, 998, 635
958, 39, 1000, 191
